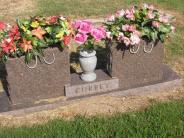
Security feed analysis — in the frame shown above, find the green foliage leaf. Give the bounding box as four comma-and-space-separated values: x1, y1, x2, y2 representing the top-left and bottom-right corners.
159, 25, 170, 33
31, 21, 39, 28
25, 52, 33, 63
56, 30, 64, 38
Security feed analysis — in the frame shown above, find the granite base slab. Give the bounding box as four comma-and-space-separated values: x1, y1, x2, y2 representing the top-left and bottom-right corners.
0, 65, 182, 116
65, 70, 119, 98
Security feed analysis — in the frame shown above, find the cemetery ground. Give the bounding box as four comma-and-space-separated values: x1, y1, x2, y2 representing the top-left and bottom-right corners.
0, 0, 184, 137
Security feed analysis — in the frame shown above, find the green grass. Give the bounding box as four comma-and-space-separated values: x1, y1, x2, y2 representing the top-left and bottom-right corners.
37, 0, 184, 17
1, 99, 184, 137
165, 24, 184, 60
37, 0, 138, 17
152, 0, 184, 13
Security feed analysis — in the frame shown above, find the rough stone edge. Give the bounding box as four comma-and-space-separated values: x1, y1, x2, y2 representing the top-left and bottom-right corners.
0, 76, 182, 116
109, 79, 183, 97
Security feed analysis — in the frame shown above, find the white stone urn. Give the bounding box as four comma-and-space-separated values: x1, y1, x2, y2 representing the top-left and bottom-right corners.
79, 50, 97, 82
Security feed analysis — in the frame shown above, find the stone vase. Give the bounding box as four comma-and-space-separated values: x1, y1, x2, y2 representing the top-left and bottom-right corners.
79, 50, 97, 82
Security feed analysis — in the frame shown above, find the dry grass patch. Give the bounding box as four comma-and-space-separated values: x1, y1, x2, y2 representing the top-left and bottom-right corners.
0, 86, 183, 127
0, 0, 37, 23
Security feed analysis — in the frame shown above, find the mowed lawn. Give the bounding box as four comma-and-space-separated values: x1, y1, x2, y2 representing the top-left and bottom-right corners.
0, 0, 184, 137
1, 99, 184, 138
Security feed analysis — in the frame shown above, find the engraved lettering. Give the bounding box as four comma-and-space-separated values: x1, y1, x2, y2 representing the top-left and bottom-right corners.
75, 87, 81, 94
65, 79, 119, 97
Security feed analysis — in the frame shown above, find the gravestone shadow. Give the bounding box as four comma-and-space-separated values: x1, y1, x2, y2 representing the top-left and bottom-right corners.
0, 62, 10, 98
70, 47, 109, 75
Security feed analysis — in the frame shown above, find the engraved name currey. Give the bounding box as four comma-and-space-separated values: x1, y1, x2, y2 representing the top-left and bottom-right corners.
65, 78, 119, 97
75, 82, 110, 94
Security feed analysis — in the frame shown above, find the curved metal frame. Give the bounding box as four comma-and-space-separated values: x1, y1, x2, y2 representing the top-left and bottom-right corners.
26, 56, 38, 69
129, 45, 140, 54
144, 43, 154, 53
43, 53, 55, 65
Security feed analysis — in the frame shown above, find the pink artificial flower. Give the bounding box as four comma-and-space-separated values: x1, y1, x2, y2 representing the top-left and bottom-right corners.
72, 20, 81, 29
123, 37, 131, 46
0, 22, 6, 30
116, 9, 125, 17
74, 33, 88, 44
78, 20, 92, 34
117, 32, 124, 41
133, 30, 141, 36
106, 32, 112, 39
122, 24, 135, 32
125, 7, 135, 20
122, 24, 130, 31
8, 24, 20, 41
159, 15, 169, 23
107, 15, 115, 22
0, 38, 16, 53
91, 27, 106, 41
147, 11, 155, 19
128, 25, 136, 32
130, 33, 141, 45
152, 21, 160, 28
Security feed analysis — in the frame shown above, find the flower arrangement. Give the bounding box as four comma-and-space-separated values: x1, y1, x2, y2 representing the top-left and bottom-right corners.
104, 4, 175, 47
72, 20, 106, 51
0, 16, 72, 63
0, 4, 176, 63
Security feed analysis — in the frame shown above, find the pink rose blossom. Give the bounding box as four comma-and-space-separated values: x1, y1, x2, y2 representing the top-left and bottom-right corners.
118, 32, 124, 41
123, 37, 131, 46
72, 20, 81, 29
107, 15, 115, 22
122, 24, 136, 32
159, 15, 169, 23
133, 30, 141, 36
152, 21, 160, 28
125, 7, 135, 20
122, 24, 130, 31
91, 27, 106, 41
147, 11, 155, 19
130, 33, 141, 45
128, 25, 136, 32
78, 20, 92, 34
74, 33, 88, 44
116, 9, 125, 17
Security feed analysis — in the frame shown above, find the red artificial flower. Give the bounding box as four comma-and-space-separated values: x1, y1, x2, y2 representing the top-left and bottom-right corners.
63, 35, 70, 46
1, 38, 16, 53
50, 16, 58, 23
46, 16, 58, 24
0, 22, 6, 30
8, 24, 20, 40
